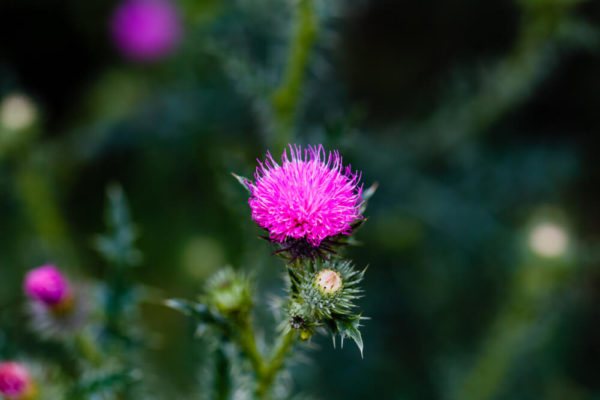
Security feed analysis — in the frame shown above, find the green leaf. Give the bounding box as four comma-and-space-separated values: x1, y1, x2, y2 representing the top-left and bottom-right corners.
231, 172, 251, 193
69, 369, 140, 399
94, 184, 142, 267
164, 298, 227, 331
335, 316, 365, 358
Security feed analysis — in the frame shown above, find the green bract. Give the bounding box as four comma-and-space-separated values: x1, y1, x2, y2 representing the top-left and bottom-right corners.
286, 259, 366, 354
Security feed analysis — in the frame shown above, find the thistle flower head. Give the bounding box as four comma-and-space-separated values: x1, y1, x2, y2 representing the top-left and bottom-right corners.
110, 0, 182, 62
249, 144, 363, 247
23, 265, 72, 309
0, 362, 35, 400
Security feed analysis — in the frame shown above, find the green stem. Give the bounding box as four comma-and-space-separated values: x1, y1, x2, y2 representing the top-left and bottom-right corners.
235, 315, 266, 379
214, 343, 230, 400
235, 313, 298, 399
16, 157, 76, 265
270, 0, 318, 149
74, 331, 103, 367
255, 329, 297, 399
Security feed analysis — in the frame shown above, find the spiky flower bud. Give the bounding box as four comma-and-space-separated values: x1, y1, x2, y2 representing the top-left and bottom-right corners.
0, 362, 36, 400
23, 265, 73, 311
205, 267, 252, 317
315, 269, 342, 295
287, 260, 364, 337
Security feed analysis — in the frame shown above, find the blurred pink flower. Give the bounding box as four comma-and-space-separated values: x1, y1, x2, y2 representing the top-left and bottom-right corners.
249, 144, 363, 246
0, 362, 35, 400
110, 0, 182, 62
23, 264, 72, 308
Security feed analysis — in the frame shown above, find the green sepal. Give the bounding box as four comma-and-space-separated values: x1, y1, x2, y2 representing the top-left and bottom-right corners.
360, 182, 378, 214
231, 172, 252, 193
350, 217, 369, 232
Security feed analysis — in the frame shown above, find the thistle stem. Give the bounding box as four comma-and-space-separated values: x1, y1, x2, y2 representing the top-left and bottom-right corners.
255, 329, 297, 399
235, 315, 266, 379
234, 312, 298, 399
16, 158, 77, 265
214, 343, 230, 400
74, 331, 103, 367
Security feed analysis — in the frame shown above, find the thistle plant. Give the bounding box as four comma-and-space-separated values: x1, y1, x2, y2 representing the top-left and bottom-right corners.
169, 144, 374, 398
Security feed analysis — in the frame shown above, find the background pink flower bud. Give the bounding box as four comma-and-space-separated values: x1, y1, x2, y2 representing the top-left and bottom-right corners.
0, 362, 34, 400
23, 265, 72, 307
110, 0, 183, 62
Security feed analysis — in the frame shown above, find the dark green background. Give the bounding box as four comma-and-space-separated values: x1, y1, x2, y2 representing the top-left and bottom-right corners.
2, 0, 600, 398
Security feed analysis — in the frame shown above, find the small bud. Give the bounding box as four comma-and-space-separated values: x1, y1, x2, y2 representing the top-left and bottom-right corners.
23, 265, 73, 311
0, 362, 36, 400
206, 268, 252, 316
315, 269, 342, 295
300, 329, 312, 341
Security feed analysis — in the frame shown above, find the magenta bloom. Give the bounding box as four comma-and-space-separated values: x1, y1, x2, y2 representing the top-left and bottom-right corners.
110, 0, 182, 62
249, 145, 363, 246
23, 264, 72, 307
0, 362, 34, 400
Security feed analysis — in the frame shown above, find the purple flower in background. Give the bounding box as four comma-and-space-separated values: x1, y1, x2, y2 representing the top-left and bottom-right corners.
248, 144, 363, 247
0, 362, 35, 400
23, 265, 72, 308
110, 0, 182, 62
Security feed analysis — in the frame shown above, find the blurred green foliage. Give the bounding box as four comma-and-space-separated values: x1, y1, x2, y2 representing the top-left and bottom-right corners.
1, 0, 600, 398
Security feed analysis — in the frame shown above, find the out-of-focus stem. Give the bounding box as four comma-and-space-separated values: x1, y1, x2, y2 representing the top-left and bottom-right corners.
74, 331, 103, 367
255, 329, 297, 399
453, 256, 573, 400
235, 314, 266, 379
214, 343, 230, 400
409, 0, 591, 155
15, 157, 76, 265
234, 311, 298, 399
270, 0, 318, 150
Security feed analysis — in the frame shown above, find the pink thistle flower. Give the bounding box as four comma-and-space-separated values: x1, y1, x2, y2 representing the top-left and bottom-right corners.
23, 265, 72, 309
0, 362, 35, 400
110, 0, 182, 62
248, 145, 363, 247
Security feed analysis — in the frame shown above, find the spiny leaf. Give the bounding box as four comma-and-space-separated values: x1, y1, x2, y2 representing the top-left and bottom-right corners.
164, 298, 228, 331
70, 369, 140, 398
94, 184, 142, 267
336, 316, 365, 358
164, 299, 211, 320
